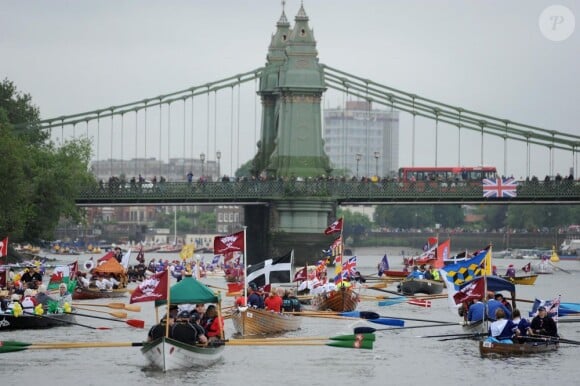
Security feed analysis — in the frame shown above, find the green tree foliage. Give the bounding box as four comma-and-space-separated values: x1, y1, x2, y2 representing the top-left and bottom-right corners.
337, 208, 372, 242
0, 79, 95, 241
374, 205, 464, 229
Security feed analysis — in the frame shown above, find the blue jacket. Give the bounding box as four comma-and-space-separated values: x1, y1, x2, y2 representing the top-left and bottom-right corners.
248, 292, 264, 309
487, 299, 512, 320
467, 302, 485, 322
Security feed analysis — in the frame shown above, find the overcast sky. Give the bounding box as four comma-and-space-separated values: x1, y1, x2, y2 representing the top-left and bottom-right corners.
1, 0, 578, 178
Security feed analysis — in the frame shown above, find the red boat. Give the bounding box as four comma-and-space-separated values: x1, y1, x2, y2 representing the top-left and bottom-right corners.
381, 270, 408, 278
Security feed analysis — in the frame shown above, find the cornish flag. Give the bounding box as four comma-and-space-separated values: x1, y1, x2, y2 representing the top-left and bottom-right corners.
247, 250, 294, 288
482, 178, 518, 198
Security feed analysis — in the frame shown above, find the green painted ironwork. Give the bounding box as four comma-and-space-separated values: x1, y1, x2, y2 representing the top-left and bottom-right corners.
76, 180, 580, 206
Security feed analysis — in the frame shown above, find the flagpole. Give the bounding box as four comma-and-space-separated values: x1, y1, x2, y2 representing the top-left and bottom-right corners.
164, 265, 171, 338
243, 226, 248, 305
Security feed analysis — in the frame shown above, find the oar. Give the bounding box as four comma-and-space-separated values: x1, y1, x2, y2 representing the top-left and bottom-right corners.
417, 332, 487, 339
549, 262, 572, 274
357, 311, 454, 325
22, 311, 111, 330
438, 333, 487, 341
73, 303, 141, 312
354, 323, 460, 334
66, 311, 145, 328
558, 318, 580, 323
287, 310, 405, 326
0, 340, 145, 353
221, 339, 373, 349
74, 306, 127, 319
234, 333, 376, 343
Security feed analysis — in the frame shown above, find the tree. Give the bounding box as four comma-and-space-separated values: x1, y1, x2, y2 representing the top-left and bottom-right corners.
0, 79, 95, 242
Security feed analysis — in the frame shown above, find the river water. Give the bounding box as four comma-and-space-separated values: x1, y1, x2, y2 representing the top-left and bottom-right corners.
1, 247, 579, 386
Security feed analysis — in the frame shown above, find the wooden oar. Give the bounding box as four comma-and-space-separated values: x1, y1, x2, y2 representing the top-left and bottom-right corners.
66, 311, 145, 328
74, 306, 127, 319
417, 332, 487, 339
549, 262, 572, 274
358, 311, 454, 325
74, 303, 141, 312
22, 311, 111, 330
438, 333, 487, 341
287, 310, 405, 326
234, 333, 376, 343
221, 338, 373, 349
558, 318, 580, 323
0, 340, 144, 353
354, 323, 460, 334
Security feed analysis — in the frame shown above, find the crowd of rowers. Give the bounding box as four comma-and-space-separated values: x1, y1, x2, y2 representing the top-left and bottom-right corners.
0, 282, 73, 315
147, 303, 223, 346
461, 291, 558, 343
234, 282, 302, 312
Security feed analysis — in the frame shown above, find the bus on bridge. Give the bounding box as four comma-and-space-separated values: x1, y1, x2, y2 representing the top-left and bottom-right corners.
398, 166, 497, 184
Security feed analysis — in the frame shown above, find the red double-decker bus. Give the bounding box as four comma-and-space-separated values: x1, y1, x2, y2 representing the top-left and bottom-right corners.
398, 166, 497, 183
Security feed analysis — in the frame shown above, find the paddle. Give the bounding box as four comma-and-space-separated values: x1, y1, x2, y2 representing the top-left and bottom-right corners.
417, 332, 487, 339
286, 310, 405, 326
221, 336, 374, 349
558, 318, 580, 323
355, 311, 452, 325
73, 303, 141, 312
354, 323, 460, 334
66, 311, 145, 328
235, 333, 376, 343
438, 333, 487, 341
74, 306, 127, 319
0, 340, 144, 354
22, 311, 111, 330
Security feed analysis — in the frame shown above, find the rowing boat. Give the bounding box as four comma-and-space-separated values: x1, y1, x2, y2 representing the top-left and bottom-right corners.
231, 307, 301, 336
72, 287, 128, 300
398, 279, 444, 296
479, 339, 558, 356
141, 336, 224, 370
500, 274, 538, 286
311, 286, 359, 312
0, 311, 76, 331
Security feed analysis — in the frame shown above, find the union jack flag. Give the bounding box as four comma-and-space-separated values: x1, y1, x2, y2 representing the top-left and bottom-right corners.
342, 256, 357, 275
482, 178, 518, 198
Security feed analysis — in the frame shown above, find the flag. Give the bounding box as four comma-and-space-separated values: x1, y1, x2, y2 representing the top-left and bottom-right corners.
179, 244, 195, 260
482, 177, 518, 198
293, 266, 308, 282
435, 239, 450, 269
342, 256, 357, 276
427, 237, 438, 246
378, 255, 389, 275
98, 251, 115, 263
120, 248, 132, 269
0, 237, 8, 257
316, 258, 329, 273
136, 247, 145, 263
0, 268, 6, 288
130, 271, 168, 303
452, 276, 486, 305
529, 296, 561, 321
210, 255, 221, 266
324, 218, 343, 235
246, 250, 294, 288
439, 250, 488, 309
522, 262, 531, 273
214, 231, 244, 254
334, 270, 349, 284
47, 261, 79, 290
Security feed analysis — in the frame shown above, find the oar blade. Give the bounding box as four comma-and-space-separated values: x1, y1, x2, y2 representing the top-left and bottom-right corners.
0, 340, 33, 347
378, 297, 407, 307
0, 345, 29, 354
369, 318, 405, 327
354, 327, 377, 334
326, 339, 374, 350
126, 319, 145, 329
329, 333, 376, 342
123, 304, 141, 312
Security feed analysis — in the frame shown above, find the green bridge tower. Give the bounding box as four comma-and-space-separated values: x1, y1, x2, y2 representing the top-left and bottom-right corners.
247, 4, 336, 265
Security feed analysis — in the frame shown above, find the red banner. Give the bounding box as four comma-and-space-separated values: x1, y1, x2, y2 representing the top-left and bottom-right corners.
214, 231, 245, 254
0, 237, 8, 257
324, 218, 343, 235
130, 271, 168, 304
452, 277, 485, 305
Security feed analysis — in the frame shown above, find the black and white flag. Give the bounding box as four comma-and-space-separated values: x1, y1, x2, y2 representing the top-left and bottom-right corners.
247, 250, 294, 288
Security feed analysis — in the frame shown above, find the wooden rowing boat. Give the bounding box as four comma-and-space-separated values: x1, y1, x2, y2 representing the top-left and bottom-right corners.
0, 311, 76, 331
231, 307, 301, 336
141, 336, 224, 371
398, 279, 444, 296
500, 274, 538, 286
72, 287, 128, 300
479, 339, 558, 356
381, 270, 408, 278
311, 286, 359, 312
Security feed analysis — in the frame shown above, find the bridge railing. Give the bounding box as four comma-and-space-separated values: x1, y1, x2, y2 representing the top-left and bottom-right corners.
76, 179, 580, 205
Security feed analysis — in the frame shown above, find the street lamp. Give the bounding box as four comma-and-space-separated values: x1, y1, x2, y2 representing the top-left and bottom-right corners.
374, 151, 380, 177
355, 153, 362, 179
216, 150, 222, 180
200, 153, 205, 178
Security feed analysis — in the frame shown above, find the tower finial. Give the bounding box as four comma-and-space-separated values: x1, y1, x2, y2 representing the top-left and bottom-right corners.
282, 0, 286, 12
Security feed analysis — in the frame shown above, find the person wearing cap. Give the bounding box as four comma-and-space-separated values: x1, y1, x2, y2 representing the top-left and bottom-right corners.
247, 282, 264, 309
494, 293, 513, 313
528, 306, 558, 337
505, 264, 516, 278
21, 288, 38, 311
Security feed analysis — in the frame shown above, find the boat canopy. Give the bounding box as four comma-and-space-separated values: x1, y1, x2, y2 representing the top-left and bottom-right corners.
93, 257, 125, 274
155, 276, 219, 306
459, 275, 516, 293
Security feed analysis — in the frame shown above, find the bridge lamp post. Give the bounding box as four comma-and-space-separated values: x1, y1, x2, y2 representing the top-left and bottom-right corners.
374, 151, 380, 177
216, 150, 221, 180
355, 153, 362, 179
200, 153, 205, 179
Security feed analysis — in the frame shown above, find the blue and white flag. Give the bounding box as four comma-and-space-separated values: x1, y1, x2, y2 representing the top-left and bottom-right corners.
529, 296, 561, 321
378, 255, 389, 275
439, 249, 488, 309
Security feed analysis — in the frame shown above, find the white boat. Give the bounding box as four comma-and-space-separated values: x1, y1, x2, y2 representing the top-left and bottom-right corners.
532, 260, 553, 274
141, 336, 224, 371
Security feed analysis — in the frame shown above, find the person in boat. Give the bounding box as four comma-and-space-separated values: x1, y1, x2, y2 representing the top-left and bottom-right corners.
494, 293, 512, 314
528, 306, 558, 337
76, 272, 90, 288
265, 288, 283, 312
505, 264, 516, 278
467, 297, 485, 323
108, 274, 120, 289
281, 288, 301, 312
353, 271, 366, 283
511, 308, 531, 341
147, 306, 177, 341
188, 311, 208, 344
34, 285, 54, 308
57, 283, 73, 308
406, 266, 424, 280
247, 282, 264, 309
170, 311, 200, 345
201, 305, 223, 341
486, 292, 512, 321
488, 308, 516, 343
429, 266, 440, 281
21, 288, 38, 311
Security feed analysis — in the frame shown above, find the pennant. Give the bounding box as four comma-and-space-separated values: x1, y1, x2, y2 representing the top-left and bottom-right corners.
247, 250, 293, 288
179, 244, 195, 260
214, 231, 244, 254
0, 237, 8, 257
120, 248, 132, 269
130, 271, 168, 303
378, 255, 389, 275
324, 218, 343, 235
293, 266, 308, 282
435, 239, 450, 269
522, 262, 531, 273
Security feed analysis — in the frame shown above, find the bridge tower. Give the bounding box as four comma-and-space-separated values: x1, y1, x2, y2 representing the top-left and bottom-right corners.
247, 4, 335, 265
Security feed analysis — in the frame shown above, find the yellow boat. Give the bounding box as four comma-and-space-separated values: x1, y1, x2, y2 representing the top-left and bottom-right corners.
550, 246, 560, 262
500, 274, 538, 286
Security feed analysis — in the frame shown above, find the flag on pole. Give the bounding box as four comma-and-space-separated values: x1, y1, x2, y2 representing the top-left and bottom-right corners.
0, 237, 8, 257
452, 276, 486, 305
47, 261, 79, 290
378, 254, 389, 276
529, 296, 561, 321
342, 256, 357, 277
179, 244, 195, 260
482, 177, 518, 198
439, 249, 488, 309
324, 218, 343, 235
293, 266, 308, 282
130, 270, 168, 303
247, 250, 293, 288
435, 239, 451, 269
120, 248, 132, 269
214, 231, 244, 254
522, 262, 531, 273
